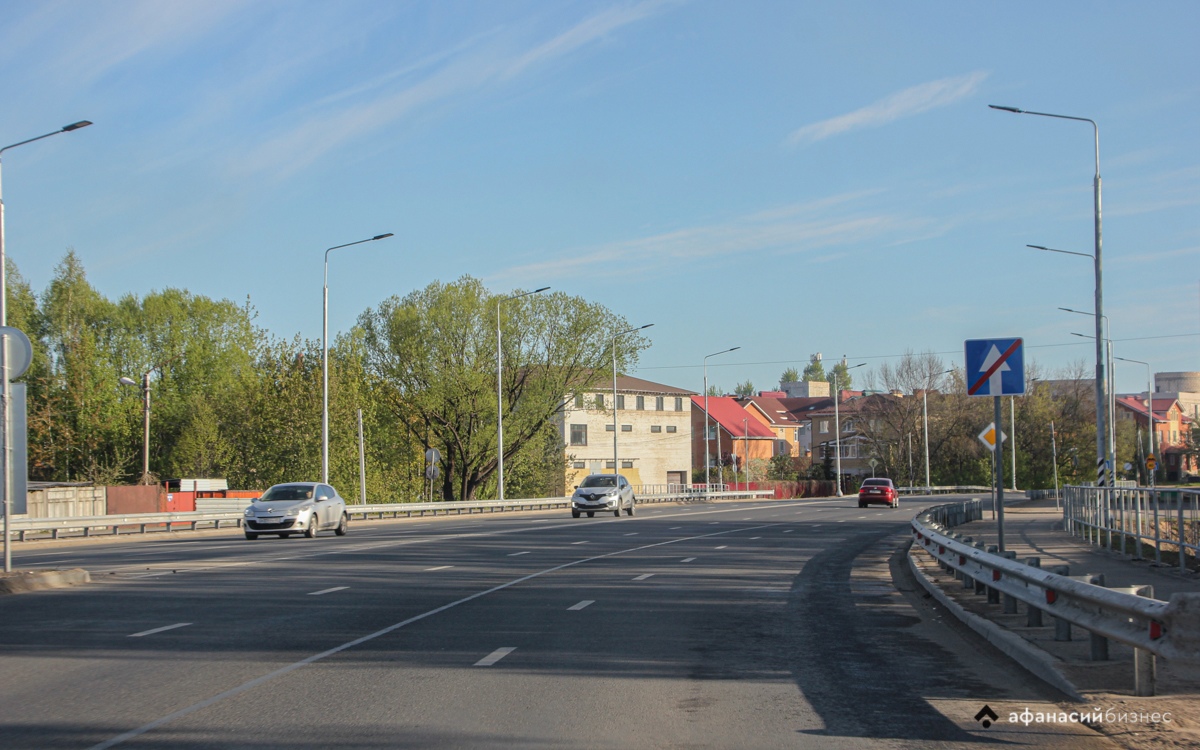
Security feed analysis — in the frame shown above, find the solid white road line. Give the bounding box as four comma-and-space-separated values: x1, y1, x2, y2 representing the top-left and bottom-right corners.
633, 574, 654, 581
567, 600, 594, 611
307, 587, 348, 596
681, 557, 696, 563
425, 565, 453, 571
475, 647, 516, 666
129, 623, 192, 638
507, 551, 530, 556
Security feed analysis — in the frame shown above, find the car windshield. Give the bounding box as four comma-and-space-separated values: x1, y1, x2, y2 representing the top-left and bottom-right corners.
257, 485, 314, 502
862, 479, 892, 487
580, 476, 617, 488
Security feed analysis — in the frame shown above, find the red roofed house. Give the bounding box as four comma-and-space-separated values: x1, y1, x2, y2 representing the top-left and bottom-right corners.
1115, 395, 1196, 480
691, 395, 776, 480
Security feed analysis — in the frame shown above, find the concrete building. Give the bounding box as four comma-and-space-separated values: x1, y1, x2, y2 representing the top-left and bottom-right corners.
780, 380, 831, 398
560, 375, 695, 490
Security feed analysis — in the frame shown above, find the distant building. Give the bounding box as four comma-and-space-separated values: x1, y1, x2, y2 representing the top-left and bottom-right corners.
691, 395, 777, 476
780, 380, 831, 398
559, 375, 694, 490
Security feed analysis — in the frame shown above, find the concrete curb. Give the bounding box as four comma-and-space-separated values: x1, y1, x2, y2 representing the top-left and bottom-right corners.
0, 568, 90, 595
906, 548, 1085, 702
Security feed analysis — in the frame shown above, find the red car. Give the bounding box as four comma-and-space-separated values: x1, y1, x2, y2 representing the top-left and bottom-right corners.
858, 478, 899, 508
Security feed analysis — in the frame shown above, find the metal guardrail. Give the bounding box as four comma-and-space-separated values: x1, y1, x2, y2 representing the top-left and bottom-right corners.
910, 499, 1200, 696
1063, 484, 1200, 572
897, 485, 993, 496
9, 490, 775, 541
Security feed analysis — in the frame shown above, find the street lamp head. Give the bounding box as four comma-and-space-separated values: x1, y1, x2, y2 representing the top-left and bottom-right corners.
372, 233, 394, 241
1027, 244, 1049, 251
988, 105, 1023, 114
118, 376, 138, 387
62, 121, 93, 132
533, 286, 551, 294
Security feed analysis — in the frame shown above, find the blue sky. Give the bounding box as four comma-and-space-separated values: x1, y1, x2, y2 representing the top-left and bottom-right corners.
2, 1, 1197, 396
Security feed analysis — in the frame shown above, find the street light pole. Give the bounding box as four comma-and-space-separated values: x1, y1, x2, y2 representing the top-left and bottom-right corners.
703, 347, 740, 490
995, 104, 1106, 486
322, 233, 393, 483
1065, 306, 1116, 481
496, 286, 549, 502
923, 368, 953, 491
1, 120, 92, 574
832, 363, 865, 496
613, 324, 653, 482
1115, 356, 1156, 483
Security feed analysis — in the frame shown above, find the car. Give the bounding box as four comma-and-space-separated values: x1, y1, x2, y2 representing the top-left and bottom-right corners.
571, 474, 635, 518
243, 482, 349, 539
858, 478, 899, 508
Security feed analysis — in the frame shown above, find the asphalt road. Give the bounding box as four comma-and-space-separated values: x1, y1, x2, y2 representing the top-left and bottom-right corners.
0, 496, 1119, 749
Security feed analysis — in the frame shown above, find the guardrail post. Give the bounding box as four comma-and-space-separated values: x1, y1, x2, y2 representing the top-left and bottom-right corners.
986, 545, 1000, 604
973, 543, 987, 594
1024, 557, 1043, 627
1089, 573, 1109, 660
960, 537, 975, 589
1180, 497, 1189, 573
1000, 551, 1019, 614
1047, 564, 1071, 640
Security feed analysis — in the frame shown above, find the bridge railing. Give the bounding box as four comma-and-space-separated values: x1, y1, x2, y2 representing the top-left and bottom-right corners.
1062, 484, 1200, 573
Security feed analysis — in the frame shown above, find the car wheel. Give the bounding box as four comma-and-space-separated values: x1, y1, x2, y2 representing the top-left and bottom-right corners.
625, 502, 635, 516
587, 512, 594, 518
335, 513, 348, 536
613, 508, 621, 517
244, 532, 258, 540
304, 516, 318, 538
572, 510, 580, 518
858, 501, 865, 508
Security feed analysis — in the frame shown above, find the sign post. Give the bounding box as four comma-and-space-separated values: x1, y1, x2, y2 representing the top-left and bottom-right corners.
966, 337, 1026, 552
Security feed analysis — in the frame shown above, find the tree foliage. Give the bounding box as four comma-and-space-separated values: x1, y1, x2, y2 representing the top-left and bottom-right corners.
780, 367, 800, 385
734, 380, 755, 397
802, 354, 825, 382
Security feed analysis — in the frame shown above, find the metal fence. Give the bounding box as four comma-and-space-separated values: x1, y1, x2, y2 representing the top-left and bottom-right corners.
1062, 485, 1200, 572
897, 485, 993, 496
911, 498, 1200, 695
9, 489, 774, 541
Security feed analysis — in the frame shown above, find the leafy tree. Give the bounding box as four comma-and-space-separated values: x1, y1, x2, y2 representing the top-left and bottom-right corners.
828, 358, 854, 391
780, 367, 800, 385
706, 384, 722, 397
802, 354, 825, 382
359, 277, 647, 501
734, 380, 755, 397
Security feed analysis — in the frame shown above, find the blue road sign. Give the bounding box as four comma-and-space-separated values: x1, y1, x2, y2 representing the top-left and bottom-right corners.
965, 338, 1025, 397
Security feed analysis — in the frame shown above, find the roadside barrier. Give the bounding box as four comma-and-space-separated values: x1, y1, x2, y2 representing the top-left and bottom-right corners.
1062, 484, 1200, 572
8, 489, 774, 541
911, 499, 1200, 696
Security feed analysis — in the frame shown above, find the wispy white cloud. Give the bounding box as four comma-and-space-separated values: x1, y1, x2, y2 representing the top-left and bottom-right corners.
236, 0, 675, 180
786, 71, 989, 147
491, 192, 938, 282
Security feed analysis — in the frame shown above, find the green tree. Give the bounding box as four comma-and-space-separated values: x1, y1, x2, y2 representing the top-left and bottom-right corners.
706, 384, 722, 397
734, 380, 755, 397
359, 277, 647, 502
780, 367, 800, 385
828, 359, 854, 391
802, 354, 826, 382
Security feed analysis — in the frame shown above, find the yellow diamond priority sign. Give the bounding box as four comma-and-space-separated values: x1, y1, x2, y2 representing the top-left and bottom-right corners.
1147, 454, 1157, 471
977, 422, 1007, 452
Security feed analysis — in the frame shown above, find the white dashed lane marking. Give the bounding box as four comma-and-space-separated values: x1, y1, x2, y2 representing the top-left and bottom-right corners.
475, 647, 516, 666
426, 566, 453, 571
507, 551, 530, 556
681, 557, 696, 563
568, 600, 594, 611
714, 545, 728, 550
129, 623, 192, 638
633, 574, 654, 581
307, 587, 348, 596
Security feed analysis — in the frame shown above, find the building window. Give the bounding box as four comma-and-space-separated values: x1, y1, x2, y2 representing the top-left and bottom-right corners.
605, 424, 615, 432
636, 395, 645, 410
574, 393, 584, 409
707, 425, 717, 439
572, 461, 585, 469
569, 424, 587, 446
675, 397, 683, 411
843, 420, 854, 432
656, 396, 664, 411
605, 461, 616, 469
621, 460, 633, 469
651, 425, 662, 433
819, 420, 830, 433
621, 424, 632, 432
594, 394, 605, 409
616, 394, 625, 410
666, 425, 677, 433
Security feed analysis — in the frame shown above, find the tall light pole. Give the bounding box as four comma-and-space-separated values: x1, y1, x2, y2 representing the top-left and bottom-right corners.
496, 286, 549, 501
923, 368, 953, 491
613, 324, 653, 481
1061, 305, 1116, 478
994, 104, 1105, 486
1, 119, 92, 574
832, 363, 865, 496
119, 373, 152, 483
322, 233, 393, 483
1115, 356, 1156, 483
703, 347, 739, 489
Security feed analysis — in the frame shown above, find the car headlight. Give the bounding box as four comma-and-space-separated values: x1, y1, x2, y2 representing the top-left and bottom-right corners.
243, 508, 255, 517
286, 506, 304, 517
